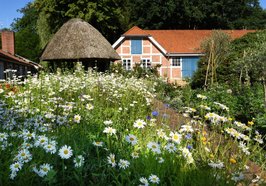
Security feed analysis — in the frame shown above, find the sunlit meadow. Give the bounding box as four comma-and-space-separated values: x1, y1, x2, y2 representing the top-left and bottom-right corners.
0, 65, 265, 185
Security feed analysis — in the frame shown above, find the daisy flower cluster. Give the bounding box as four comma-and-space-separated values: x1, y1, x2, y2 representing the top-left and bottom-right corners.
0, 68, 265, 185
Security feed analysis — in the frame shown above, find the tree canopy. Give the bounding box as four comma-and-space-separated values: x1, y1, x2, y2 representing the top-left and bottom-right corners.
8, 0, 266, 63
11, 2, 41, 62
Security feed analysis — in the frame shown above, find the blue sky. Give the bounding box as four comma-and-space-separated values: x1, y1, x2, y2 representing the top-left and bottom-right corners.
0, 0, 33, 28
0, 0, 266, 29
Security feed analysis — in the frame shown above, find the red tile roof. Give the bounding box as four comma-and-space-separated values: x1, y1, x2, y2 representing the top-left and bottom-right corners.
124, 26, 255, 53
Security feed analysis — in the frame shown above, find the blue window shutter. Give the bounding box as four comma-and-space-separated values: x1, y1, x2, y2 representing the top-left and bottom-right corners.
131, 39, 142, 54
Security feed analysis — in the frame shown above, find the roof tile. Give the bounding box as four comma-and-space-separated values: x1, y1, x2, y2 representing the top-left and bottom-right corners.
124, 26, 255, 53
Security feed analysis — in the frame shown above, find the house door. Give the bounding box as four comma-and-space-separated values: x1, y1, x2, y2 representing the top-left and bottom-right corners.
182, 57, 199, 79
0, 62, 4, 79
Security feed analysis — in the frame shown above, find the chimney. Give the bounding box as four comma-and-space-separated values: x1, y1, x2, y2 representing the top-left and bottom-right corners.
1, 31, 15, 55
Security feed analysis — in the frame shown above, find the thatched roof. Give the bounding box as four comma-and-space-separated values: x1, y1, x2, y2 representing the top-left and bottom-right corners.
40, 18, 120, 61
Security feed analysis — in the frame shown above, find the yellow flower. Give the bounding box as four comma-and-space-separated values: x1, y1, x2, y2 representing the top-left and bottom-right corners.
229, 158, 237, 164
201, 137, 207, 142
210, 154, 214, 159
248, 121, 254, 126
201, 137, 207, 145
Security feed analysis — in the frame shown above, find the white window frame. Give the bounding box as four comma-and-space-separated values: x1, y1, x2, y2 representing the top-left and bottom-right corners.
171, 57, 181, 67
141, 58, 151, 69
122, 58, 132, 70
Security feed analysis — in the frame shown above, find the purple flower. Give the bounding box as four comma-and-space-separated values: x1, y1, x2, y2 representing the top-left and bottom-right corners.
152, 111, 159, 117
185, 134, 192, 139
146, 115, 151, 120
187, 145, 193, 150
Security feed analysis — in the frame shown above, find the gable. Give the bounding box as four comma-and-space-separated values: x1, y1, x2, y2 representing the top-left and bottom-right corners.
114, 37, 166, 56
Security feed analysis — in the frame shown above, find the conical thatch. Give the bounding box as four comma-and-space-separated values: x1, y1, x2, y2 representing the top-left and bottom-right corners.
40, 18, 120, 61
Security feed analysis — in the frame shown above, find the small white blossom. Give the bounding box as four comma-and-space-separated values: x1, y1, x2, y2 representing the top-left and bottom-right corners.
118, 159, 130, 169
149, 174, 160, 184
58, 145, 73, 159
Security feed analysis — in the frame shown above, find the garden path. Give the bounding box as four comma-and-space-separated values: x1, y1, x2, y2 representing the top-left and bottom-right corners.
153, 99, 266, 185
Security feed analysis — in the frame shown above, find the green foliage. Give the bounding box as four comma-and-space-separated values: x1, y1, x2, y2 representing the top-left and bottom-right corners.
11, 3, 42, 62
225, 30, 266, 85
128, 0, 266, 29
33, 0, 129, 47
191, 31, 231, 88
109, 62, 161, 79
0, 70, 265, 185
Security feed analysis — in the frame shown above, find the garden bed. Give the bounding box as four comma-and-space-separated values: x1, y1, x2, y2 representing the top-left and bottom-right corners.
0, 69, 265, 185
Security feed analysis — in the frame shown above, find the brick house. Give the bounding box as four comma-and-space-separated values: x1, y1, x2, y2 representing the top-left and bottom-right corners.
112, 26, 254, 82
0, 31, 41, 80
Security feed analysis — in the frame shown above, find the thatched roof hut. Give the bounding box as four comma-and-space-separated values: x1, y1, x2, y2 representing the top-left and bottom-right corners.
40, 18, 120, 64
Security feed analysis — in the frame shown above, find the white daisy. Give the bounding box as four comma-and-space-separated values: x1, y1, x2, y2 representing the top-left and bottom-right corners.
10, 171, 17, 180
125, 134, 138, 145
208, 161, 224, 169
149, 174, 160, 184
157, 157, 164, 163
165, 143, 177, 153
58, 145, 73, 159
131, 151, 139, 159
0, 132, 8, 141
74, 155, 85, 168
34, 135, 48, 147
169, 131, 182, 144
147, 142, 161, 154
118, 159, 130, 169
22, 130, 36, 141
107, 153, 116, 167
103, 127, 116, 135
104, 120, 113, 125
39, 163, 53, 177
93, 141, 104, 147
179, 125, 194, 133
133, 119, 146, 129
10, 162, 23, 172
56, 116, 67, 125
44, 143, 57, 154
16, 149, 32, 163
86, 103, 94, 110
73, 114, 81, 123
139, 177, 149, 186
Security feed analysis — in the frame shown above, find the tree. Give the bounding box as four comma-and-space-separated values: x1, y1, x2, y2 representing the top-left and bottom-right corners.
33, 0, 129, 48
228, 31, 266, 84
11, 3, 42, 62
128, 0, 266, 30
191, 31, 231, 88
232, 31, 266, 108
127, 0, 177, 29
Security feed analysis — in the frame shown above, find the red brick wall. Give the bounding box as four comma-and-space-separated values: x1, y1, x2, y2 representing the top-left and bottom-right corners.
1, 31, 15, 55
114, 37, 184, 81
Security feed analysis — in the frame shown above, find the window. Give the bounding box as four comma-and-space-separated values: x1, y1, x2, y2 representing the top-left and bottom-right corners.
122, 59, 131, 70
141, 59, 151, 69
172, 57, 181, 66
131, 39, 142, 54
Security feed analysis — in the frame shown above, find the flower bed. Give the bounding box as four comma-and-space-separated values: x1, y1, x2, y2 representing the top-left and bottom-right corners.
0, 68, 265, 185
